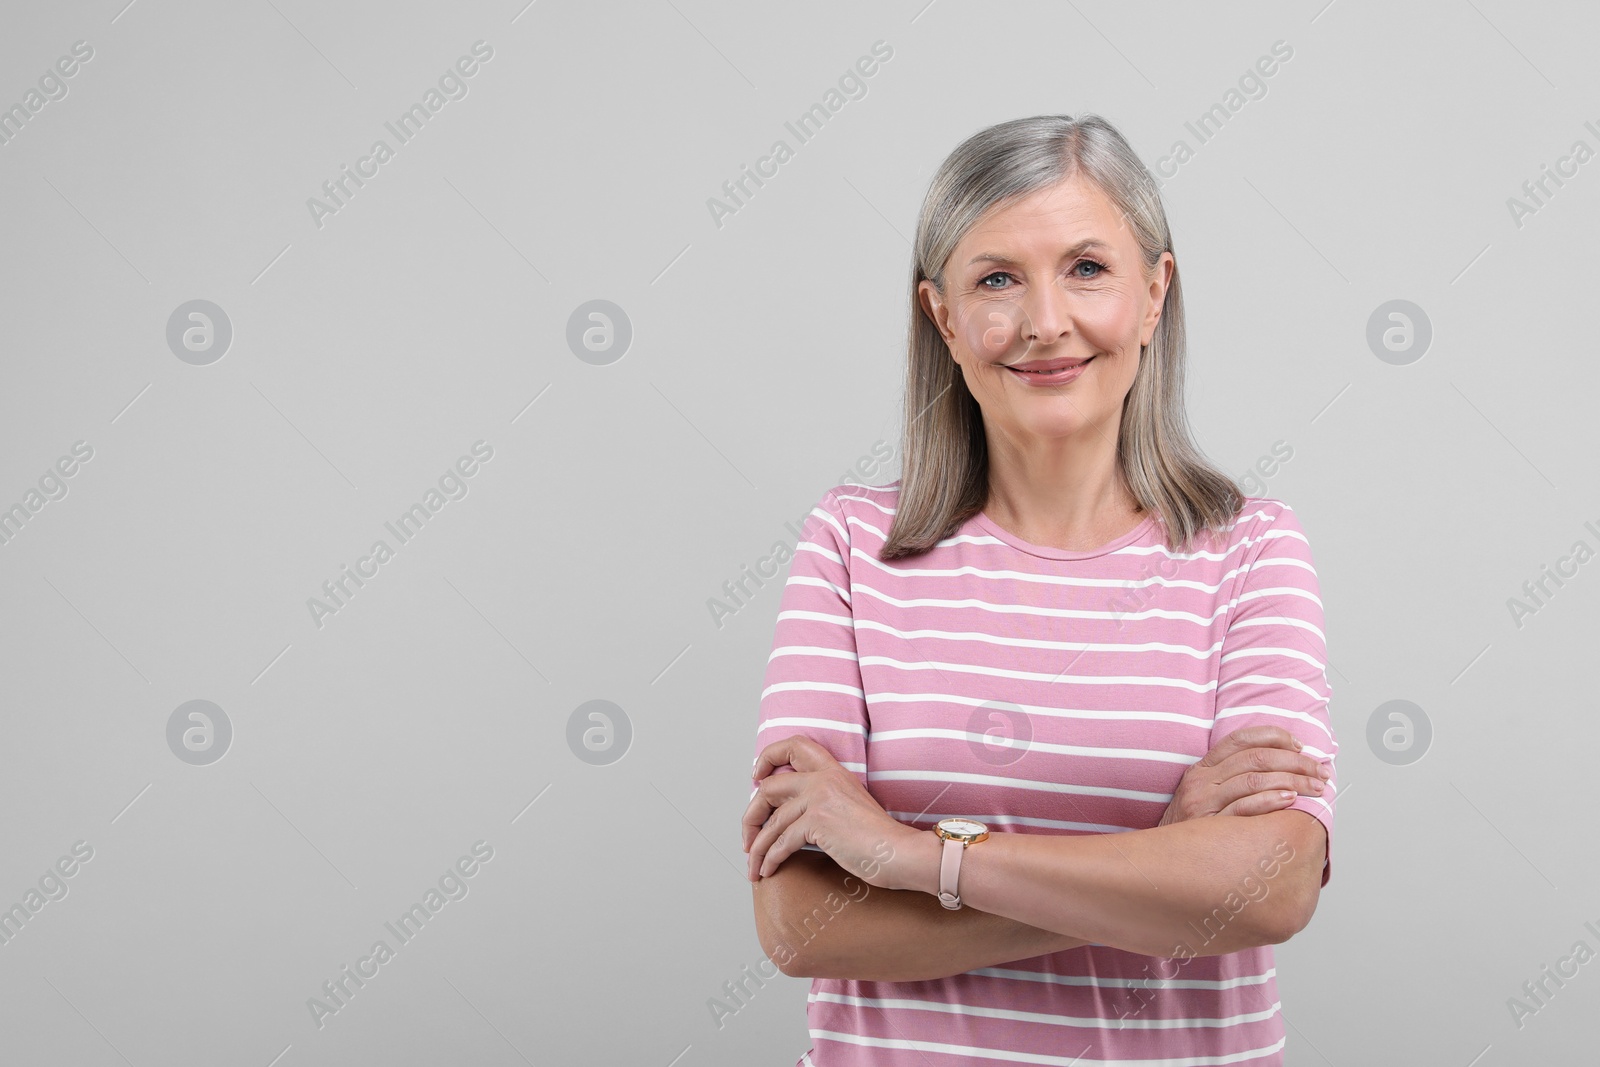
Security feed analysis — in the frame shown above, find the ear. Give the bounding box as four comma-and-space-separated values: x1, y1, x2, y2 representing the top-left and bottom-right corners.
1141, 252, 1174, 346
917, 279, 955, 344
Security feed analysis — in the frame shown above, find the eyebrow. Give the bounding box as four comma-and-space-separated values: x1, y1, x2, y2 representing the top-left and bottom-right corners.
966, 239, 1113, 268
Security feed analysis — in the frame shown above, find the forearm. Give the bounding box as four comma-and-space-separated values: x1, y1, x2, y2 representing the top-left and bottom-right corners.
753, 848, 1089, 981
899, 810, 1325, 959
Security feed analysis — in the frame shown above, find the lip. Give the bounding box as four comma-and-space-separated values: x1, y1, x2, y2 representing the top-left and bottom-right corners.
1004, 355, 1094, 386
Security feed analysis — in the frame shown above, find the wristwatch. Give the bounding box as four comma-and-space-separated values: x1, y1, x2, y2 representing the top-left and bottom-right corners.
934, 818, 989, 910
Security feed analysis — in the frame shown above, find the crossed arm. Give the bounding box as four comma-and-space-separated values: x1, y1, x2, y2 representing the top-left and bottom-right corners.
754, 848, 1086, 981
747, 737, 1329, 982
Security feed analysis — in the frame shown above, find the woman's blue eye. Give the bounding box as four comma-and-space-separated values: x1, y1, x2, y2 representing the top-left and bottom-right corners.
978, 261, 1105, 290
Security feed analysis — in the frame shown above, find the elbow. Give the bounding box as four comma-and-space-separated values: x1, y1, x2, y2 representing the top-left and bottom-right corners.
760, 933, 824, 980
1251, 809, 1327, 946
773, 947, 814, 978
1257, 882, 1320, 946
761, 921, 812, 978
753, 880, 816, 978
751, 850, 875, 979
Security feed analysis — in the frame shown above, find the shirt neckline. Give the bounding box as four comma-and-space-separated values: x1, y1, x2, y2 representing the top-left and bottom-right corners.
971, 508, 1157, 561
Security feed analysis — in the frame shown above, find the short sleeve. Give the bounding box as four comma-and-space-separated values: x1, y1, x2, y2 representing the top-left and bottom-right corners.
1209, 501, 1338, 886
750, 488, 870, 811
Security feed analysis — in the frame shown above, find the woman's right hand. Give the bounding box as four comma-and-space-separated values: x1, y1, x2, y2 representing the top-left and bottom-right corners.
1158, 725, 1330, 827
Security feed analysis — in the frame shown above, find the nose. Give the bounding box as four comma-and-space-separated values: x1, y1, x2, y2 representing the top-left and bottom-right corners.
1019, 277, 1073, 349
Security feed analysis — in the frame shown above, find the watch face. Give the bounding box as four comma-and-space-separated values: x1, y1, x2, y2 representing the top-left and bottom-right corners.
939, 818, 987, 838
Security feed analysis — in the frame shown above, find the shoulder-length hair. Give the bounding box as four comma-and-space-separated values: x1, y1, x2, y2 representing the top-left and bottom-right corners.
879, 113, 1245, 562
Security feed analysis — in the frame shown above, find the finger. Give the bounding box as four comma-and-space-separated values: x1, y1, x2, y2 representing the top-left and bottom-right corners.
739, 773, 805, 851
740, 787, 777, 854
751, 735, 830, 783
1212, 746, 1330, 784
750, 739, 794, 784
1217, 769, 1327, 804
739, 777, 785, 853
758, 813, 815, 880
747, 800, 808, 881
740, 790, 764, 853
1179, 767, 1314, 817
1196, 726, 1301, 768
752, 735, 819, 783
1216, 790, 1299, 818
741, 766, 801, 851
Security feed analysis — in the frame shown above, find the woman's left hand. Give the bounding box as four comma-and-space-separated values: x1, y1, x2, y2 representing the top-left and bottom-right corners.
741, 735, 914, 888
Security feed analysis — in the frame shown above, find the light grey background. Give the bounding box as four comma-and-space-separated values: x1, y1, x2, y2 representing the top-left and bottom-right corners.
0, 0, 1594, 1064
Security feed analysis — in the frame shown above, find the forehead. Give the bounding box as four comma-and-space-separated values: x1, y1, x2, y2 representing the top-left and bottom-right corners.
956, 174, 1134, 265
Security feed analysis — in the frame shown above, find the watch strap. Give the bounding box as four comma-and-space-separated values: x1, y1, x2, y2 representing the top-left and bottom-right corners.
938, 835, 965, 909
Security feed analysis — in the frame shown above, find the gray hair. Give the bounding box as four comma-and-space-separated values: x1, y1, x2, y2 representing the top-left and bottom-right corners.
879, 112, 1244, 561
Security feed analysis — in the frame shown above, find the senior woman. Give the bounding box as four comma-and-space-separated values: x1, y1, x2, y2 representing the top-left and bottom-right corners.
741, 113, 1338, 1065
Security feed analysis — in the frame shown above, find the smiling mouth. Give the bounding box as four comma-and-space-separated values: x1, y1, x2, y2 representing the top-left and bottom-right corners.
1004, 355, 1095, 382
1011, 357, 1092, 373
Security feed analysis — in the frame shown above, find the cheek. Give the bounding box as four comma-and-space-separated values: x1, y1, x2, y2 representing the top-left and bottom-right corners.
1078, 295, 1143, 346
953, 299, 1031, 363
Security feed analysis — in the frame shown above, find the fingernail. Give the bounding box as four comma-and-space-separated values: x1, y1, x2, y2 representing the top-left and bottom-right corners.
1318, 765, 1331, 779
1293, 739, 1303, 750
1310, 782, 1324, 793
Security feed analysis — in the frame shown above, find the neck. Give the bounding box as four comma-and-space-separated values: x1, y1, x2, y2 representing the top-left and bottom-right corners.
982, 425, 1139, 548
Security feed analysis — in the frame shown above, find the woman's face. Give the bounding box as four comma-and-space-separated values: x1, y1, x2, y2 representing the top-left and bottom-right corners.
918, 173, 1173, 448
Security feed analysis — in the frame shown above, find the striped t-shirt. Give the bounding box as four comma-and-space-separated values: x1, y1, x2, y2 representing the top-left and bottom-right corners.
751, 480, 1337, 1066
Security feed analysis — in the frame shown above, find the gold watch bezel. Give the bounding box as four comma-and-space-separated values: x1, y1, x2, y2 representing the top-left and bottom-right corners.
935, 817, 989, 845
